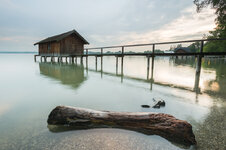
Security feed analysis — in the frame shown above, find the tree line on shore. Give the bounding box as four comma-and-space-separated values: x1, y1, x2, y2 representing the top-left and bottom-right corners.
194, 0, 226, 52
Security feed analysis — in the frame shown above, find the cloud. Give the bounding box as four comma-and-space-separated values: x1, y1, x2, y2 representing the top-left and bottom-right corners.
0, 35, 40, 51
88, 6, 216, 48
0, 1, 216, 51
0, 35, 36, 42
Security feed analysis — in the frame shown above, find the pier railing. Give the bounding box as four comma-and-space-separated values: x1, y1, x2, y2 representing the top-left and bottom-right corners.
83, 38, 226, 56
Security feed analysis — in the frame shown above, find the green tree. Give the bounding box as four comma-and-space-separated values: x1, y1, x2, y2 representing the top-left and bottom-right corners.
188, 42, 201, 52
176, 44, 182, 48
194, 0, 226, 52
169, 44, 183, 51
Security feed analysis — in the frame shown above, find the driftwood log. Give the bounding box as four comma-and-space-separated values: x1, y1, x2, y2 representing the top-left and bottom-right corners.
47, 106, 196, 146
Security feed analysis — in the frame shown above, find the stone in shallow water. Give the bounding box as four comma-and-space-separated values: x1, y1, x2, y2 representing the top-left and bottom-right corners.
141, 105, 150, 108
152, 99, 165, 109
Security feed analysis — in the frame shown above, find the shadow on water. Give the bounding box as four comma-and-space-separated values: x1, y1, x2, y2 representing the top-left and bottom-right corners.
39, 62, 87, 89
47, 124, 196, 149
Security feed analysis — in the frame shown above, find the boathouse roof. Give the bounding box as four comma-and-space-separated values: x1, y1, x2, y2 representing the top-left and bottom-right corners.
174, 47, 191, 53
34, 30, 89, 45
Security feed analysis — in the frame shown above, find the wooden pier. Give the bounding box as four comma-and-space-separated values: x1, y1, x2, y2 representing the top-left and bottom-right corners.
34, 38, 226, 91
34, 38, 226, 62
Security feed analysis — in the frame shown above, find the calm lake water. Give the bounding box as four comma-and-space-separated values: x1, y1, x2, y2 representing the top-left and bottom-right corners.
0, 54, 225, 150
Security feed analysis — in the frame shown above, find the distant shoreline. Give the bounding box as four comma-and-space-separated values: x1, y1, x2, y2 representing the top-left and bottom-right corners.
0, 52, 37, 54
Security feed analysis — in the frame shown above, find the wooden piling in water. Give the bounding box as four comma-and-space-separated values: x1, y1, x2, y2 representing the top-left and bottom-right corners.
86, 56, 88, 66
116, 56, 118, 75
147, 56, 150, 80
101, 57, 103, 78
120, 46, 125, 82
194, 41, 204, 92
34, 55, 37, 62
121, 58, 124, 83
150, 56, 155, 90
150, 45, 155, 90
95, 56, 98, 71
80, 56, 83, 65
51, 56, 54, 62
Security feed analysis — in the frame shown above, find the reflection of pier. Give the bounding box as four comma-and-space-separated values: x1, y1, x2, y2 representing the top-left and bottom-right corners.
38, 59, 202, 94
88, 60, 199, 93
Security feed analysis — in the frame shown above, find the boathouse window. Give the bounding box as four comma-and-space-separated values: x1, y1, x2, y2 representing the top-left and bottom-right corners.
47, 43, 51, 50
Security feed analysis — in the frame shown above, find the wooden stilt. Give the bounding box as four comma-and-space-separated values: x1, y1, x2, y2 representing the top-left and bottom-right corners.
34, 55, 37, 62
86, 49, 88, 66
80, 56, 83, 65
51, 56, 54, 62
116, 56, 118, 75
121, 56, 124, 83
194, 56, 202, 93
194, 41, 203, 93
147, 56, 150, 80
101, 56, 103, 78
86, 56, 88, 67
95, 56, 97, 71
150, 44, 155, 90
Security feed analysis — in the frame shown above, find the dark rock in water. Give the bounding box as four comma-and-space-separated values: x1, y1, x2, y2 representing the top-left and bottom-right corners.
152, 104, 160, 109
141, 105, 150, 108
152, 99, 166, 109
158, 100, 165, 106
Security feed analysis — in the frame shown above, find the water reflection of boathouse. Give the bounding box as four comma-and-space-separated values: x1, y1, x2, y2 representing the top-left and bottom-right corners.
39, 62, 86, 89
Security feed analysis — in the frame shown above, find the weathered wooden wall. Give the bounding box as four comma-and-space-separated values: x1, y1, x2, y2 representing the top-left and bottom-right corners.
39, 42, 60, 55
38, 33, 85, 55
60, 34, 84, 55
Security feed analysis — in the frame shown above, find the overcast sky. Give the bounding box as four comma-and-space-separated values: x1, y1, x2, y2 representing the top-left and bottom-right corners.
0, 0, 216, 52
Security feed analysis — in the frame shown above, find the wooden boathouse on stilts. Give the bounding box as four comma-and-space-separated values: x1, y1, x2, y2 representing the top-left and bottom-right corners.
34, 30, 89, 62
